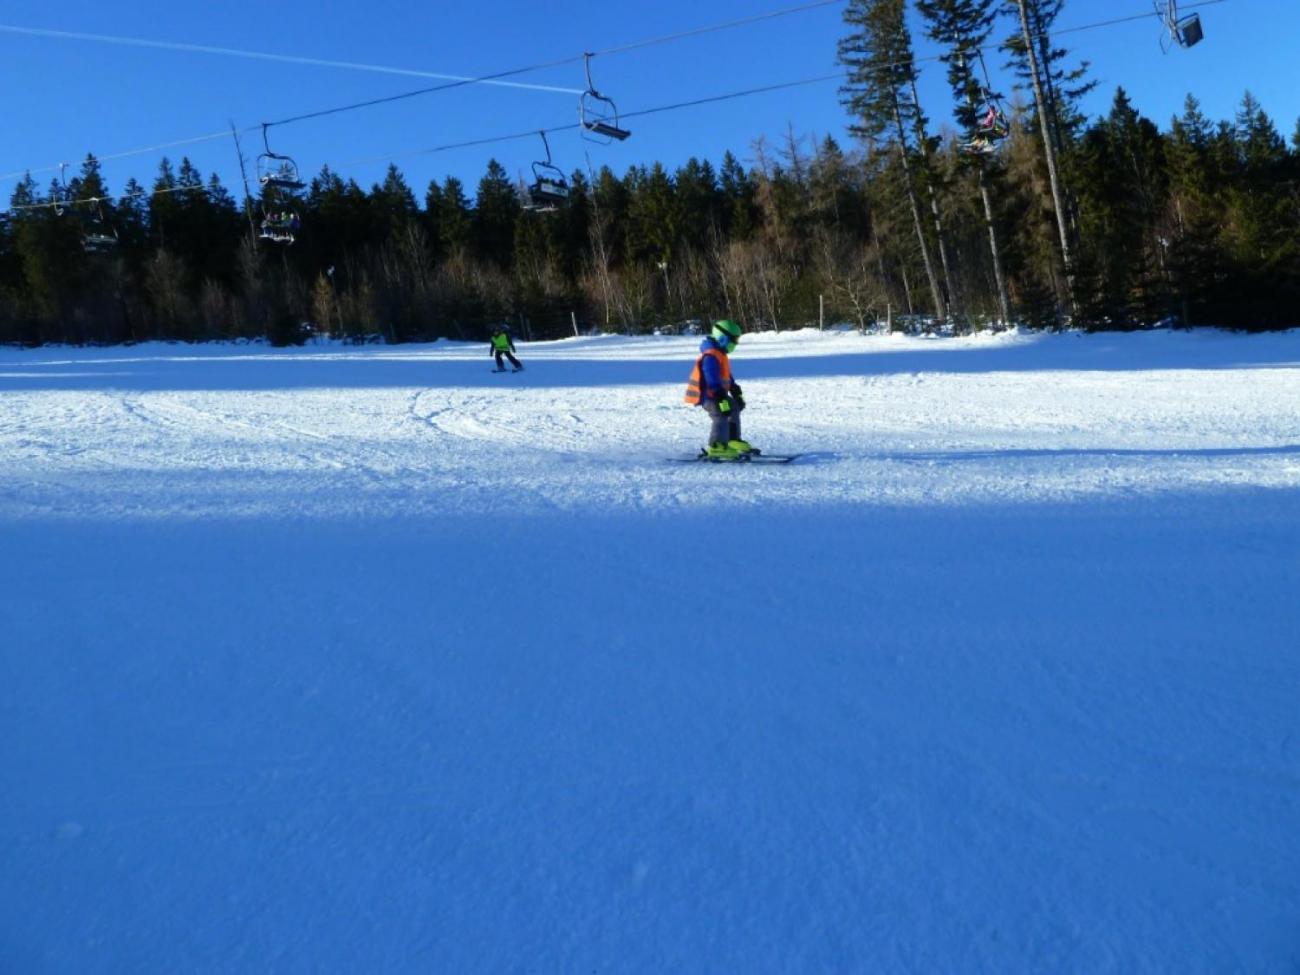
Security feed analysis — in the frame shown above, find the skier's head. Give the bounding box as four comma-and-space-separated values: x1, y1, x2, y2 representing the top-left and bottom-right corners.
711, 319, 741, 352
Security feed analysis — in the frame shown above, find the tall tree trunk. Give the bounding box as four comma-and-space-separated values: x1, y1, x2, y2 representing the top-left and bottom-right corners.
911, 80, 958, 318
1015, 0, 1077, 314
976, 165, 1012, 325
891, 98, 947, 320
958, 64, 1012, 325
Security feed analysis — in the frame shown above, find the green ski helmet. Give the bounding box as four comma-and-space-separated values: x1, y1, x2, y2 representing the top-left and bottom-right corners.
711, 319, 742, 349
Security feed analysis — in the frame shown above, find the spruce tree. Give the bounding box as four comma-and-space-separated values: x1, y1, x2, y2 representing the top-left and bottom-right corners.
1002, 0, 1093, 317
917, 0, 1012, 324
839, 0, 948, 319
1163, 97, 1223, 325
472, 160, 520, 269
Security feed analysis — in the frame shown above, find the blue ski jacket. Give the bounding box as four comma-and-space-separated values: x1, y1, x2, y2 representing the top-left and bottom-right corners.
696, 336, 736, 399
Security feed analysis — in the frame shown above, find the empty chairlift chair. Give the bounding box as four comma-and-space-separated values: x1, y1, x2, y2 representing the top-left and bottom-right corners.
1157, 1, 1204, 51
82, 203, 119, 254
578, 53, 631, 143
256, 124, 306, 191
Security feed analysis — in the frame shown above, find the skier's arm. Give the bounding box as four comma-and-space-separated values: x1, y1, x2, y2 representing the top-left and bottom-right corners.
700, 356, 727, 399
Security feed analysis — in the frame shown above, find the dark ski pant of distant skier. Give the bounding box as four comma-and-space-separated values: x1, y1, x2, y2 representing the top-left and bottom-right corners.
495, 349, 522, 371
703, 398, 743, 445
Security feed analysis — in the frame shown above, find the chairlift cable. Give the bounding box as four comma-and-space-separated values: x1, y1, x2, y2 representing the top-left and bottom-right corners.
0, 129, 238, 185
1, 0, 856, 180
1031, 0, 1225, 42
9, 177, 230, 213
331, 73, 845, 169
1, 0, 1232, 198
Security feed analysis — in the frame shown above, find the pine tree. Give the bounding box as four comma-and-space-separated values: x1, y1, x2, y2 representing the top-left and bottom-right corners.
718, 151, 759, 241
1224, 93, 1297, 326
437, 177, 473, 257
472, 160, 521, 269
1002, 0, 1094, 317
917, 0, 1012, 324
1073, 90, 1167, 326
839, 0, 948, 319
1162, 96, 1224, 325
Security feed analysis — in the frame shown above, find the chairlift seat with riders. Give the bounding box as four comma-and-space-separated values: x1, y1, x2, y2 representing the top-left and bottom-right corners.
960, 54, 1010, 157
258, 209, 300, 246
524, 131, 570, 211
578, 53, 631, 143
255, 124, 305, 243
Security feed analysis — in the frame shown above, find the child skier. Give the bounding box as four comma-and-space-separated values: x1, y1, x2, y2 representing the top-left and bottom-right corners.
683, 319, 756, 460
489, 324, 523, 372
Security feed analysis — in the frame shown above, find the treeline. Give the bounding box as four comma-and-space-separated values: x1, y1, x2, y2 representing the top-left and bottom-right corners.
1, 2, 1297, 345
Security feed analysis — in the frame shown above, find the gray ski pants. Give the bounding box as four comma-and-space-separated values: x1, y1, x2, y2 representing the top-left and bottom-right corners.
703, 398, 743, 445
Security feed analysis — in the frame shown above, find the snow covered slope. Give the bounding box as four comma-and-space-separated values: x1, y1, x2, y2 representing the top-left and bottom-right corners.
2, 329, 1298, 972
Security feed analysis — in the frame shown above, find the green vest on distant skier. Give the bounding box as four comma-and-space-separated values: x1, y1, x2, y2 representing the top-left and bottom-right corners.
489, 325, 523, 372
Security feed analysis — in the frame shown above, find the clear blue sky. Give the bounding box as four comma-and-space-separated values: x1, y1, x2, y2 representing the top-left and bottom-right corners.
0, 0, 1293, 204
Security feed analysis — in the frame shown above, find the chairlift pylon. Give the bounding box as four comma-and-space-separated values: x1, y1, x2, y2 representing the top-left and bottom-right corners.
524, 131, 569, 212
578, 53, 631, 144
1156, 1, 1204, 52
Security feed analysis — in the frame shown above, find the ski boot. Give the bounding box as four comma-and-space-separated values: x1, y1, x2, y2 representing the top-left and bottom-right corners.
703, 442, 747, 462
727, 439, 760, 457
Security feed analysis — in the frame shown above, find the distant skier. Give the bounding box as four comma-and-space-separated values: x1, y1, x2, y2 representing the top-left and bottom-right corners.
683, 319, 755, 460
489, 324, 523, 373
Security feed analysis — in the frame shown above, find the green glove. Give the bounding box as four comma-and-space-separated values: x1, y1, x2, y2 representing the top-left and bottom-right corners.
717, 397, 731, 414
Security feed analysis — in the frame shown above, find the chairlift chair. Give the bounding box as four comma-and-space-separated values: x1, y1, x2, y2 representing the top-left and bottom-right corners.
258, 228, 296, 245
960, 135, 999, 157
81, 201, 119, 254
82, 233, 118, 254
256, 124, 306, 191
976, 88, 1010, 137
525, 131, 570, 212
258, 207, 300, 246
1157, 1, 1204, 51
52, 162, 69, 217
578, 53, 631, 143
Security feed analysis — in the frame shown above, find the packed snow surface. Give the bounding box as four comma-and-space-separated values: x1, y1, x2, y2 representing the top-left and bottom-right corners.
2, 328, 1298, 973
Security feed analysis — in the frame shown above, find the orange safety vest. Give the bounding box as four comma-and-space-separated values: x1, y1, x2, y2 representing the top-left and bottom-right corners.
683, 347, 732, 405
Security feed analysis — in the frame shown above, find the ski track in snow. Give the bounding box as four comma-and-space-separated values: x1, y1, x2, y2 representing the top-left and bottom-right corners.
2, 328, 1300, 973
